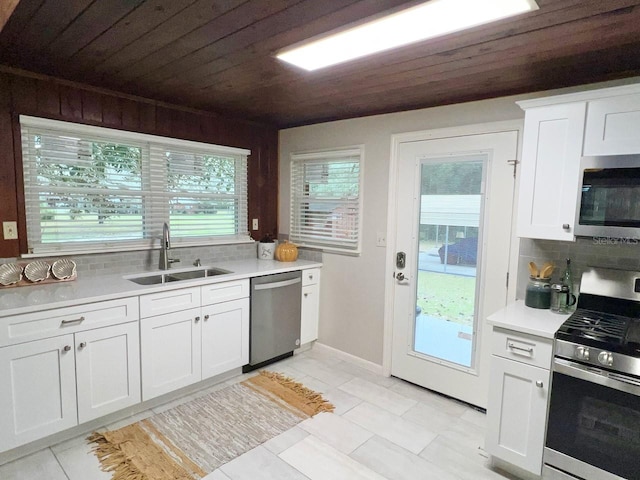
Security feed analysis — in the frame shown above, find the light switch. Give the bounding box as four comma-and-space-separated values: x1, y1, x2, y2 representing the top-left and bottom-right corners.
3, 221, 18, 240
252, 218, 259, 230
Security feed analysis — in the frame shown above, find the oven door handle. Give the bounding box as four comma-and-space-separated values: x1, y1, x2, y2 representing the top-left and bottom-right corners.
554, 358, 640, 396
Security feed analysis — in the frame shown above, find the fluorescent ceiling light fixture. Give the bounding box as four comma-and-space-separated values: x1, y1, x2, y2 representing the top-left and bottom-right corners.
277, 0, 538, 71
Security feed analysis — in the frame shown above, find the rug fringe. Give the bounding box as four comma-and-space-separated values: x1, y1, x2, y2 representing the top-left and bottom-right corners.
88, 432, 147, 480
254, 370, 335, 415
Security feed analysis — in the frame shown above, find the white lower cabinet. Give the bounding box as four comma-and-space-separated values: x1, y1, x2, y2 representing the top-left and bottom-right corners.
300, 268, 321, 345
486, 327, 553, 477
201, 298, 249, 379
140, 281, 250, 401
76, 322, 141, 423
0, 335, 77, 452
141, 308, 202, 400
486, 356, 550, 475
0, 321, 140, 452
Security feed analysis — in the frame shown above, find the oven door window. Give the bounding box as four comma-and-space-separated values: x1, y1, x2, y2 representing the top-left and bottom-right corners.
546, 371, 640, 479
579, 168, 640, 228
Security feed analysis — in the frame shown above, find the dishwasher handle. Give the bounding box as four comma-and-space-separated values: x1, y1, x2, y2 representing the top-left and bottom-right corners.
253, 277, 301, 291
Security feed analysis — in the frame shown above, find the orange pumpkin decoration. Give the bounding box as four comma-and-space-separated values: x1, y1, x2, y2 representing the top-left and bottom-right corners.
275, 240, 298, 262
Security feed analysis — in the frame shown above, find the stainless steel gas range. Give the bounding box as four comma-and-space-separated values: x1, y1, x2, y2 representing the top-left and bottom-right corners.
544, 267, 640, 480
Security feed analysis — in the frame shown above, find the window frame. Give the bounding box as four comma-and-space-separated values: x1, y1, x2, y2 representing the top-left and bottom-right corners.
19, 115, 252, 257
289, 146, 364, 255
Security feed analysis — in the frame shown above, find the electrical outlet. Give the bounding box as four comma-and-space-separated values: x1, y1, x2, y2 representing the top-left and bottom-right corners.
376, 231, 386, 247
3, 221, 18, 240
252, 218, 259, 230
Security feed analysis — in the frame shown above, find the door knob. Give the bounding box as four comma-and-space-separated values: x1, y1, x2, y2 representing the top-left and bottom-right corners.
396, 272, 405, 281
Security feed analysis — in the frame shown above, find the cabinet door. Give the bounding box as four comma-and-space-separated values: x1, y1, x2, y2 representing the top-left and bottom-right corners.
76, 322, 141, 424
201, 298, 249, 379
140, 308, 202, 400
584, 94, 640, 155
485, 355, 550, 475
0, 335, 77, 451
517, 103, 586, 241
300, 284, 320, 345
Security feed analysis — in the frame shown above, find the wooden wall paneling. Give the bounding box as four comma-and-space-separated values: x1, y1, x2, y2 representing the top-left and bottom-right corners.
11, 115, 27, 255
1, 71, 279, 256
119, 97, 140, 131
138, 102, 156, 134
36, 80, 60, 117
60, 84, 83, 121
155, 105, 174, 137
0, 73, 19, 257
81, 90, 103, 124
102, 94, 123, 128
9, 75, 37, 114
0, 0, 43, 61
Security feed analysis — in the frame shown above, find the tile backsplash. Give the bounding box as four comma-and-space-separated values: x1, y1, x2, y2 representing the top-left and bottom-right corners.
0, 241, 323, 278
517, 237, 640, 299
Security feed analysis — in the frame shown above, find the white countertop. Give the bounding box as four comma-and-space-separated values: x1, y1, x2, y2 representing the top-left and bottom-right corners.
487, 300, 570, 339
0, 258, 321, 317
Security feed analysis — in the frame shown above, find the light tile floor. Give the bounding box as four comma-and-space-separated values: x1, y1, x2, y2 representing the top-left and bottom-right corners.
0, 347, 517, 480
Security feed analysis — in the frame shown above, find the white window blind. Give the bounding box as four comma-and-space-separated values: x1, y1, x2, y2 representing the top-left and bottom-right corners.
20, 116, 250, 256
290, 147, 363, 254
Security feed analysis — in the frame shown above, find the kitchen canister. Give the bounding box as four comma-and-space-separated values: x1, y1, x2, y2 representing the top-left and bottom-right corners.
525, 276, 551, 309
257, 237, 276, 260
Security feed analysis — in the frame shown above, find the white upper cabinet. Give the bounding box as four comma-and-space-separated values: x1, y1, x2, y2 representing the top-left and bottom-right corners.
516, 83, 640, 241
584, 93, 640, 155
516, 102, 586, 241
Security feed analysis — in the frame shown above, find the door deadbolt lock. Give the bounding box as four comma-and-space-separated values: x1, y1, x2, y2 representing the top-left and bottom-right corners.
396, 252, 406, 269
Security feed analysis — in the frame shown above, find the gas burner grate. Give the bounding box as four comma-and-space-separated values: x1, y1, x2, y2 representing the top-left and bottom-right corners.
561, 308, 629, 343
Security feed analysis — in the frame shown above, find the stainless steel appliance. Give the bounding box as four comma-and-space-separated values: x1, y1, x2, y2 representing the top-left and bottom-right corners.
575, 154, 640, 238
544, 267, 640, 480
243, 270, 302, 372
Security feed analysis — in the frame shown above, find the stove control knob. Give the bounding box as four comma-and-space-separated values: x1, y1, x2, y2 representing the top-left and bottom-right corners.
576, 346, 590, 361
597, 351, 614, 367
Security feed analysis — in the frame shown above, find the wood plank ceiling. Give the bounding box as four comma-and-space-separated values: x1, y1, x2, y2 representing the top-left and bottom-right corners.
1, 0, 640, 128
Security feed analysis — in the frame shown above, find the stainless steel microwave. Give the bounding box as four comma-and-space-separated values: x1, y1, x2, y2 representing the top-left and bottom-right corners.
575, 154, 640, 238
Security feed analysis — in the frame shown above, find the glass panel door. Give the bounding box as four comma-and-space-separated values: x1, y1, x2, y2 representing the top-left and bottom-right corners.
414, 156, 484, 367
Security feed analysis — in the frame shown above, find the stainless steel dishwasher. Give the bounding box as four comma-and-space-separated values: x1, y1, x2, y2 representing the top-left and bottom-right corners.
243, 270, 302, 371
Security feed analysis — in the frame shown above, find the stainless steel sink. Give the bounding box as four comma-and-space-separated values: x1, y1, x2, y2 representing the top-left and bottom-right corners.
126, 267, 231, 285
127, 275, 165, 285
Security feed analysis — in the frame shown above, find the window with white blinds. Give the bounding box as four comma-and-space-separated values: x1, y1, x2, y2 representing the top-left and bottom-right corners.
290, 147, 363, 254
20, 116, 250, 256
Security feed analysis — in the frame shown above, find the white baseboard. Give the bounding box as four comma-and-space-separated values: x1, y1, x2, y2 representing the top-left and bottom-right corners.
312, 342, 385, 375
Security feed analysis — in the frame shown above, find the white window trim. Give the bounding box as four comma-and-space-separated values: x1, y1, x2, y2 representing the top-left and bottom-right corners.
20, 115, 252, 257
289, 145, 364, 255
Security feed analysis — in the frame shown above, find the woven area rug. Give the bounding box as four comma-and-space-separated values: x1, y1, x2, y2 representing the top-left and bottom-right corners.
88, 370, 334, 480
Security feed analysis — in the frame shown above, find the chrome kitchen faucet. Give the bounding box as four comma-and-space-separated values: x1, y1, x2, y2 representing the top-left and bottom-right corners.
159, 222, 180, 270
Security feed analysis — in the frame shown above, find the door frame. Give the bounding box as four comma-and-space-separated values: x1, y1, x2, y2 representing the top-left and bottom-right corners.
382, 120, 524, 377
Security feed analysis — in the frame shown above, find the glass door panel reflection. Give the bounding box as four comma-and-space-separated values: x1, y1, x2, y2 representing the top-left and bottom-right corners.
414, 157, 484, 367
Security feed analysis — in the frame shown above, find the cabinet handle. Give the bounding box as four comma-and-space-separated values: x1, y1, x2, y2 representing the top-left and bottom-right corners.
204, 314, 210, 321
562, 223, 570, 230
304, 293, 309, 298
309, 274, 313, 280
536, 380, 544, 388
61, 316, 85, 326
507, 342, 533, 354
62, 345, 71, 352
195, 316, 200, 323
78, 342, 87, 349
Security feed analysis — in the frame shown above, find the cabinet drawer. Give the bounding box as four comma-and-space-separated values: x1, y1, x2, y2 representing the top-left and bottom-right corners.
302, 268, 320, 286
0, 297, 139, 347
201, 279, 249, 305
491, 328, 553, 369
140, 287, 200, 318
